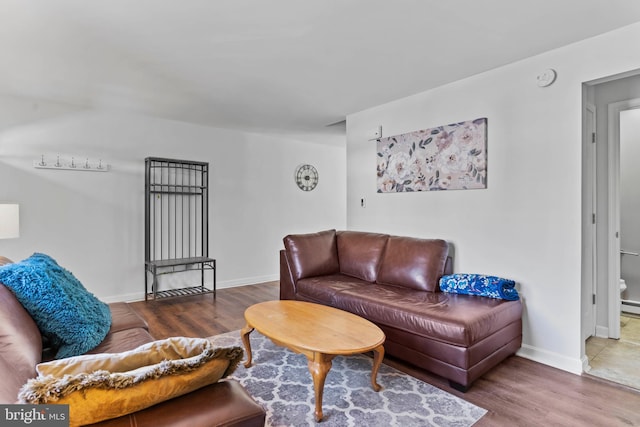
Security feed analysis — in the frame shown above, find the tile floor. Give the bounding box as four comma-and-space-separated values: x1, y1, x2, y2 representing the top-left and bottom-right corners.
586, 314, 640, 390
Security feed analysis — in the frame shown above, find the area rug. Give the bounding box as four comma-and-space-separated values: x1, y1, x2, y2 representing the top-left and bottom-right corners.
211, 331, 486, 426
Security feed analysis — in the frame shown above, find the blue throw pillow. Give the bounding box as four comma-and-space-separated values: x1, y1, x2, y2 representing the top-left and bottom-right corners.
0, 253, 112, 359
439, 273, 520, 301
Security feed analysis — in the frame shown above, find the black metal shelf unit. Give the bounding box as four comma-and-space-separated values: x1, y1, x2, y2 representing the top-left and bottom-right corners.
144, 157, 216, 300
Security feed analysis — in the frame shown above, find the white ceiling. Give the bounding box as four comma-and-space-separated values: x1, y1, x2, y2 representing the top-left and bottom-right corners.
2, 0, 640, 138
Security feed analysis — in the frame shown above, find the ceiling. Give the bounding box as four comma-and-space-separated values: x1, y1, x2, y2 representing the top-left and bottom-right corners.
2, 0, 640, 138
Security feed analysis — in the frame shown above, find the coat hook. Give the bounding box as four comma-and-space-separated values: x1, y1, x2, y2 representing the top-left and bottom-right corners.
33, 155, 109, 172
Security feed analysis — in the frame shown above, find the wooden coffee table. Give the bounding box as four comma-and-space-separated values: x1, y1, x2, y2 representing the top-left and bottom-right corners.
240, 300, 385, 422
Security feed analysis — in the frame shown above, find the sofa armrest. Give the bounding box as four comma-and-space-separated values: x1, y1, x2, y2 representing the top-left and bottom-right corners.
279, 250, 297, 300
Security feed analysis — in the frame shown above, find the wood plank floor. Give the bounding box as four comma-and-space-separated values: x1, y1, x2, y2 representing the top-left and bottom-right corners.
129, 281, 640, 426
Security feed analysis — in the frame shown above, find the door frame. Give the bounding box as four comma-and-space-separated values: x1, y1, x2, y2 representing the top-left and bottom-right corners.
607, 97, 640, 338
583, 102, 597, 341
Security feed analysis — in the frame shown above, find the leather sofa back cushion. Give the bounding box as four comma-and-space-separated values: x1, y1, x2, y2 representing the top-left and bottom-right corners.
376, 237, 449, 292
0, 354, 34, 404
0, 285, 42, 386
337, 231, 389, 282
283, 229, 340, 281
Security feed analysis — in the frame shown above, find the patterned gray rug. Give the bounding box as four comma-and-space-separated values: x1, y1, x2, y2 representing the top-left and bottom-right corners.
212, 331, 486, 426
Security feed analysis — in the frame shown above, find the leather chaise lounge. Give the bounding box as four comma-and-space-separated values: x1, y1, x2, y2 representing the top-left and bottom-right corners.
279, 229, 523, 391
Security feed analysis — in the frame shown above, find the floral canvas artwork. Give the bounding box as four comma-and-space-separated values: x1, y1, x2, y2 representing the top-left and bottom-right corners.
377, 118, 487, 192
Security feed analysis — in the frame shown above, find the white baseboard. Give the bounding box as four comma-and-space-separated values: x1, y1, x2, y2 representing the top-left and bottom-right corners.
218, 274, 278, 289
516, 344, 584, 375
101, 274, 279, 303
102, 292, 145, 303
595, 325, 609, 338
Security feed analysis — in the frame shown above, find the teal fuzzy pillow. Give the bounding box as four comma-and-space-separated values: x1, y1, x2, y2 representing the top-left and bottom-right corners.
0, 253, 111, 359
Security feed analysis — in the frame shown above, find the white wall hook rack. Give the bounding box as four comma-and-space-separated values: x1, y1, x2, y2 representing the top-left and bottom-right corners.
33, 155, 110, 172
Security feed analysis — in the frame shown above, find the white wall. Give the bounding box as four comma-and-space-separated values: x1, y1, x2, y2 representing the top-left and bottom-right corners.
346, 23, 640, 374
0, 94, 346, 301
620, 108, 640, 302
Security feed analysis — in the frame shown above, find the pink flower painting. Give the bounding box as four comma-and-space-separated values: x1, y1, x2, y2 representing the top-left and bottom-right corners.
376, 118, 487, 192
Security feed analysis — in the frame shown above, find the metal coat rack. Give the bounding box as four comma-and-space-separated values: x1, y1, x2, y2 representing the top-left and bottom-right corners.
144, 157, 216, 300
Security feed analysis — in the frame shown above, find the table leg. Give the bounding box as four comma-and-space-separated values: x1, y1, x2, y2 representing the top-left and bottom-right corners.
371, 345, 385, 392
307, 352, 334, 422
240, 325, 254, 368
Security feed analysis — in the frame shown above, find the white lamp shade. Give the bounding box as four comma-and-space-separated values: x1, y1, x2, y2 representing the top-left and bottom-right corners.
0, 204, 19, 239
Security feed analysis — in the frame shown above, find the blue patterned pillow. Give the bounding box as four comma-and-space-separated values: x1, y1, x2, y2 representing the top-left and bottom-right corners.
0, 253, 111, 358
439, 273, 520, 301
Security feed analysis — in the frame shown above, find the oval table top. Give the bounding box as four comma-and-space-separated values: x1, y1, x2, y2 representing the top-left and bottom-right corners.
244, 300, 385, 355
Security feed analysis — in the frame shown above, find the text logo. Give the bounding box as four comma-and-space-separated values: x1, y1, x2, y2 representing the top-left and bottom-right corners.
1, 405, 69, 426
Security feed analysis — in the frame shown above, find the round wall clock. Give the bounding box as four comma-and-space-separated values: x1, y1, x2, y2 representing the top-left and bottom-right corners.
294, 164, 319, 191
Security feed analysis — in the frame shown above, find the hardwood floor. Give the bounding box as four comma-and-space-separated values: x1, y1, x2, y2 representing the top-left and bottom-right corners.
129, 281, 280, 339
129, 281, 640, 426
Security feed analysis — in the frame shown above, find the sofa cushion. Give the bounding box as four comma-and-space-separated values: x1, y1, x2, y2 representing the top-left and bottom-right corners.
89, 380, 266, 427
0, 253, 112, 359
108, 302, 149, 333
296, 274, 373, 304
0, 355, 31, 404
0, 285, 42, 386
333, 284, 522, 347
336, 231, 388, 282
376, 237, 449, 292
86, 328, 155, 355
283, 229, 339, 281
0, 281, 42, 403
20, 337, 244, 427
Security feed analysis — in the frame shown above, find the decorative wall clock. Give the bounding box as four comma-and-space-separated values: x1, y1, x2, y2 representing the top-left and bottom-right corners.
294, 164, 319, 191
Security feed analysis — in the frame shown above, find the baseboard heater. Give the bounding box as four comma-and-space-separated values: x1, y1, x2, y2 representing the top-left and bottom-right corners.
622, 299, 640, 315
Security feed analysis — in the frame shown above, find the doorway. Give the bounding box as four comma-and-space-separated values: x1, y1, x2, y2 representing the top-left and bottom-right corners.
582, 72, 640, 389
607, 98, 640, 339
618, 108, 640, 313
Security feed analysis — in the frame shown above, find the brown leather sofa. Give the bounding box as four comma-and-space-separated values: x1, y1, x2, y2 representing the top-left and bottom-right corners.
0, 257, 265, 427
280, 230, 523, 391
